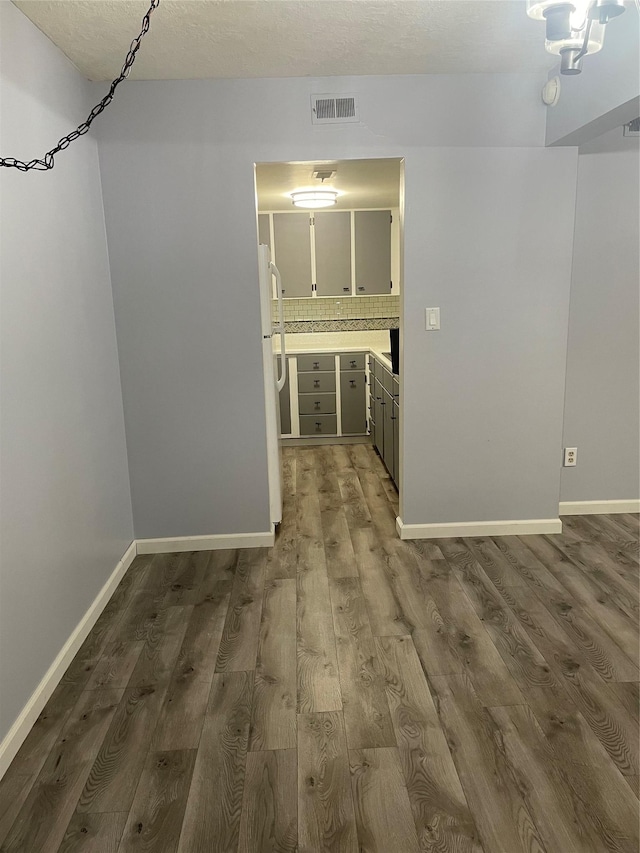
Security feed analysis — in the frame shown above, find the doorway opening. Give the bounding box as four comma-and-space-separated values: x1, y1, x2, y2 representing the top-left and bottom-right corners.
254, 157, 404, 536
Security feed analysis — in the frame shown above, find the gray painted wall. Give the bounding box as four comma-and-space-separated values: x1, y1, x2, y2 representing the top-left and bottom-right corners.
96, 73, 576, 537
402, 147, 578, 524
0, 3, 134, 742
546, 6, 640, 147
561, 141, 640, 502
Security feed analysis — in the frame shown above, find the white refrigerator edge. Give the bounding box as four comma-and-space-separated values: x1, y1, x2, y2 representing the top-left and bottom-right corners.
258, 243, 286, 527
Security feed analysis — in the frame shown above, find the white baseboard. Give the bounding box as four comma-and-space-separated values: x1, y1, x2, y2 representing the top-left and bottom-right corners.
396, 517, 562, 540
559, 499, 640, 516
0, 540, 137, 780
136, 527, 275, 554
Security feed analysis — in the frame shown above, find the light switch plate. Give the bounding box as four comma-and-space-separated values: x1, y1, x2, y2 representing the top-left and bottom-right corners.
425, 307, 440, 330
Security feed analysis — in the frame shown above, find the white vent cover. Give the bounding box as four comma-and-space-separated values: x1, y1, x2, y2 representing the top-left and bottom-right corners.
311, 94, 359, 125
312, 168, 337, 181
623, 118, 640, 137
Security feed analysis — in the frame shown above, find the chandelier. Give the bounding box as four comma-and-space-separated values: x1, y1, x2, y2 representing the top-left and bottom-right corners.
527, 0, 626, 74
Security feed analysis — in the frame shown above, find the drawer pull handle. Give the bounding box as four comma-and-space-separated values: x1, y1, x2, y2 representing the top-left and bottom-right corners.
350, 380, 356, 388
314, 401, 321, 409
314, 380, 320, 388
358, 286, 365, 292
350, 360, 357, 367
313, 362, 319, 369
315, 422, 322, 431
343, 287, 350, 292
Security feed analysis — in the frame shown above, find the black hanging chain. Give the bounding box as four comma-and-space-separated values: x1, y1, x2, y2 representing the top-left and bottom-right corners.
1, 0, 160, 172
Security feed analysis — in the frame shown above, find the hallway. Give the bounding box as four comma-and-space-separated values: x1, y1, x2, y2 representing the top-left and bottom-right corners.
0, 444, 638, 852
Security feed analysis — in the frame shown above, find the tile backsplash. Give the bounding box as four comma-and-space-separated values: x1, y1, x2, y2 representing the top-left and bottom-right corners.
272, 295, 399, 323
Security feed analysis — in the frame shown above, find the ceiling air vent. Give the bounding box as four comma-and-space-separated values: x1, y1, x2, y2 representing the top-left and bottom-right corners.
311, 94, 359, 125
623, 118, 640, 137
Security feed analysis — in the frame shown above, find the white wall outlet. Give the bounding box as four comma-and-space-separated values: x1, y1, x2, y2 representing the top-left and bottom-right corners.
425, 307, 440, 330
563, 447, 577, 467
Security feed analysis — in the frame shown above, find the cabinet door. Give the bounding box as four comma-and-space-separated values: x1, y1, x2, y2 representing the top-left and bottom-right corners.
340, 371, 366, 435
258, 213, 271, 252
354, 210, 391, 295
277, 356, 291, 435
373, 378, 385, 457
314, 211, 352, 297
382, 388, 394, 478
273, 213, 312, 298
392, 401, 399, 485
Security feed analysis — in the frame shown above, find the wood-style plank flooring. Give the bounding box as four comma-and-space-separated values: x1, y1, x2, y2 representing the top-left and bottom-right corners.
1, 444, 638, 852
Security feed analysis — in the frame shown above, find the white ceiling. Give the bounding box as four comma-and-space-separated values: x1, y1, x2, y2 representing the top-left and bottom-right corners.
256, 158, 402, 211
13, 0, 553, 82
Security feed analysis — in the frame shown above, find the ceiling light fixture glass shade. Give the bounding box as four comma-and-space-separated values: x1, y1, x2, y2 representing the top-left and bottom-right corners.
291, 190, 338, 209
526, 0, 574, 20
526, 0, 623, 75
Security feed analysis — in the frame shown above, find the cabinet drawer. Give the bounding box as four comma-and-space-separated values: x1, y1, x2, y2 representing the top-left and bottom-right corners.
297, 355, 335, 373
340, 353, 365, 371
299, 414, 337, 436
298, 372, 336, 394
299, 393, 336, 415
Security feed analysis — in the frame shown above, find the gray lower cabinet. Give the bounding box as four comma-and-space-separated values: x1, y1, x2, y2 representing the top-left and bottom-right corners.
340, 352, 366, 371
382, 387, 394, 479
277, 356, 291, 435
297, 354, 335, 373
298, 372, 336, 394
340, 371, 366, 434
299, 393, 336, 415
369, 356, 399, 488
300, 414, 337, 435
373, 376, 385, 457
287, 351, 368, 438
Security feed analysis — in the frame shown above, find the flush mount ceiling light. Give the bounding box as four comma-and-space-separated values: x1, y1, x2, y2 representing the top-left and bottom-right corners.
290, 190, 338, 209
527, 0, 625, 75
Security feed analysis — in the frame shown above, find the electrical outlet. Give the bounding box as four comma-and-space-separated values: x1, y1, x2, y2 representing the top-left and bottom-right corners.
563, 447, 577, 467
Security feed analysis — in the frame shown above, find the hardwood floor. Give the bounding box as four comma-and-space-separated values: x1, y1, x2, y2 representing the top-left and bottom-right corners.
1, 444, 638, 852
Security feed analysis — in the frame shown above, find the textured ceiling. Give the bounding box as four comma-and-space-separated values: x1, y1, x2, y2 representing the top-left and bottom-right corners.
13, 0, 554, 82
256, 158, 402, 211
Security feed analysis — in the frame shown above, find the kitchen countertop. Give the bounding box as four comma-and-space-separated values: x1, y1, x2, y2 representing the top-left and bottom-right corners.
273, 330, 394, 372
